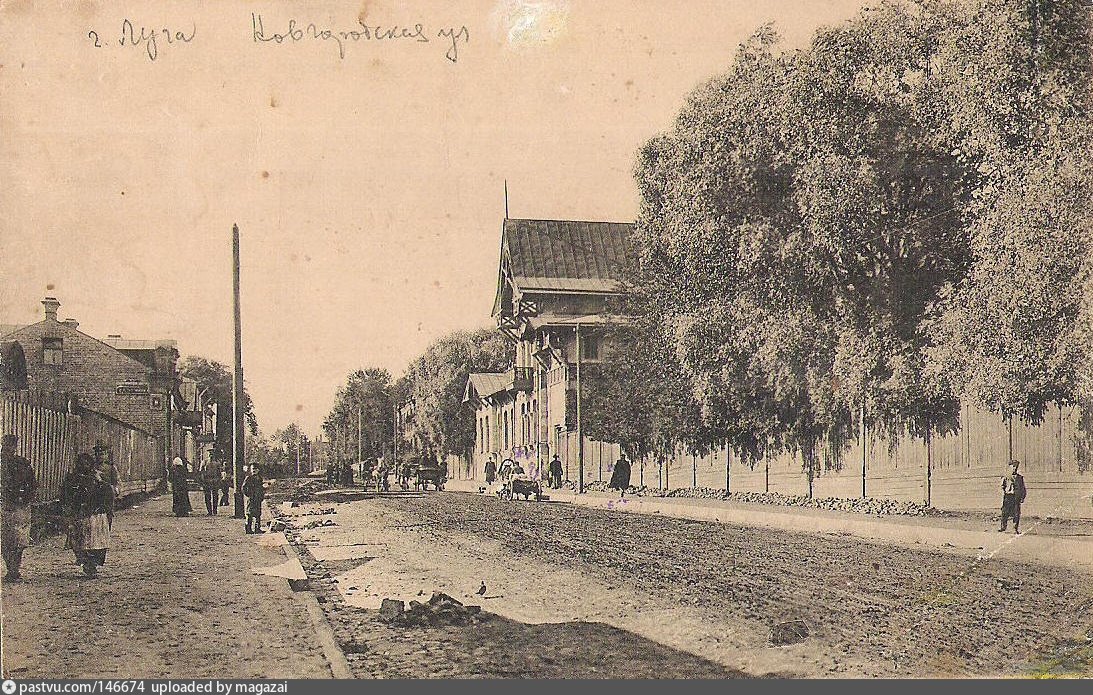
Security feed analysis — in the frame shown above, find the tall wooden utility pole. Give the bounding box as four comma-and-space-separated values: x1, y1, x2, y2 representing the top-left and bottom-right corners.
357, 407, 363, 468
575, 323, 584, 493
232, 224, 246, 519
861, 400, 867, 499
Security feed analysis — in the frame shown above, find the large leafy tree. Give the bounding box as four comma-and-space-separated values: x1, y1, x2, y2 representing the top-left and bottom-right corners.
582, 278, 719, 463
178, 355, 258, 462
631, 0, 1093, 470
404, 328, 511, 457
928, 138, 1093, 422
323, 368, 394, 462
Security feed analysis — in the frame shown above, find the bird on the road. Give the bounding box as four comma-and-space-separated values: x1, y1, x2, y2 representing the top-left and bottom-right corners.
476, 581, 487, 596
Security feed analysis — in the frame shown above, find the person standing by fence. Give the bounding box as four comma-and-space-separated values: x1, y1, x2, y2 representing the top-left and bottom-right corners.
999, 460, 1027, 534
2, 433, 38, 582
61, 453, 113, 578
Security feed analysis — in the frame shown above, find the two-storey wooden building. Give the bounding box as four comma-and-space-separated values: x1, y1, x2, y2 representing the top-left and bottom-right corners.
463, 218, 633, 483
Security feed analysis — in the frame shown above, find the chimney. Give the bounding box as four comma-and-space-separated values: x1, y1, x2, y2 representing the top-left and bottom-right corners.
42, 297, 60, 321
63, 318, 79, 329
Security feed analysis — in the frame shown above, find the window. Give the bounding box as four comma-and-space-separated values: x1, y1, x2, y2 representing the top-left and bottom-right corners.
581, 335, 600, 361
42, 338, 62, 366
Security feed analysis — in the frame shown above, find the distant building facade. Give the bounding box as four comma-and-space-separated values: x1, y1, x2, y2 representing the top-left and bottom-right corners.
463, 218, 632, 482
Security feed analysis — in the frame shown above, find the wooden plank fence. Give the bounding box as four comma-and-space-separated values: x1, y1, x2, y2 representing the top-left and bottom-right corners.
1, 393, 165, 505
463, 403, 1093, 519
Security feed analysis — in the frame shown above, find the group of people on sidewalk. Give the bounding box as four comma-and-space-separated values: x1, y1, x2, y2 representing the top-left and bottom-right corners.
167, 456, 266, 534
167, 456, 229, 517
483, 453, 634, 496
2, 434, 116, 580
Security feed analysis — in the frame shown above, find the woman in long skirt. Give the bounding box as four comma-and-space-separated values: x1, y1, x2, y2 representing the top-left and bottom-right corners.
61, 453, 114, 577
169, 457, 193, 517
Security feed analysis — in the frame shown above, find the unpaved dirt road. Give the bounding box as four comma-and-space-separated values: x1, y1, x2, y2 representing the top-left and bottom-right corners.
279, 484, 1093, 678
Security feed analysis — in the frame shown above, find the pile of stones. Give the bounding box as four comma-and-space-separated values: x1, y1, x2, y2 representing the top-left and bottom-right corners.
379, 592, 487, 628
723, 490, 939, 516
556, 478, 938, 517
295, 507, 336, 516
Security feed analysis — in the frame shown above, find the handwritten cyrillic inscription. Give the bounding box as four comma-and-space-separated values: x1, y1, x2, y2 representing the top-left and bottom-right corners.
251, 14, 469, 63
86, 20, 196, 61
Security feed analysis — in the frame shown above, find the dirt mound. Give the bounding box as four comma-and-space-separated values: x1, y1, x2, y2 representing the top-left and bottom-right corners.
287, 479, 334, 506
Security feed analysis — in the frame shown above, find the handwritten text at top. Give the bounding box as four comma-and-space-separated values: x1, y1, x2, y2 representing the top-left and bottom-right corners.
251, 14, 470, 63
86, 19, 196, 61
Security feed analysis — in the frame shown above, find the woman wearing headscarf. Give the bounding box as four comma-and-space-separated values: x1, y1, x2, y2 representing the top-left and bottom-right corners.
61, 453, 114, 577
169, 457, 192, 517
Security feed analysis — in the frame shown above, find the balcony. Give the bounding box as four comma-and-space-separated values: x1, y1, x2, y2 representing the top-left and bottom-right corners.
509, 366, 534, 392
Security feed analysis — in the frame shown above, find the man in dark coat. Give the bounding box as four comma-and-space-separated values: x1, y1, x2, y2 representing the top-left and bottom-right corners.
609, 455, 632, 498
548, 454, 563, 489
2, 433, 38, 581
242, 465, 265, 534
200, 457, 222, 515
999, 459, 1027, 534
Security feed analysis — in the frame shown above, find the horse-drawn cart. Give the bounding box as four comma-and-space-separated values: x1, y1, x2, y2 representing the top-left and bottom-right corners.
415, 462, 447, 491
500, 475, 542, 501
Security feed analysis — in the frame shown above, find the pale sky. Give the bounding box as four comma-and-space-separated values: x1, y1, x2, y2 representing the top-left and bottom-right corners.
0, 0, 866, 436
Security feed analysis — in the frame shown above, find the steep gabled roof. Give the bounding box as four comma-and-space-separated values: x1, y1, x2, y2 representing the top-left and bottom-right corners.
463, 371, 512, 403
502, 218, 634, 293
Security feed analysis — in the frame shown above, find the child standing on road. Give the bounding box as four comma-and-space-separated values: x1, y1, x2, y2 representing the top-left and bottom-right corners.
999, 460, 1027, 534
242, 465, 265, 534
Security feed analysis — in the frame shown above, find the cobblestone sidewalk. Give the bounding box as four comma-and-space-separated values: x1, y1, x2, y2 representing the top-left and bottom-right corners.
0, 493, 331, 679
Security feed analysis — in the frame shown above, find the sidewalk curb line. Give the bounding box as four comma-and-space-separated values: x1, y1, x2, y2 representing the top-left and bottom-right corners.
282, 537, 353, 679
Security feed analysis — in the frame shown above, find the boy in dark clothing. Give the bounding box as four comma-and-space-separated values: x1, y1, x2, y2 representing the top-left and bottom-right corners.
999, 460, 1027, 534
242, 466, 265, 534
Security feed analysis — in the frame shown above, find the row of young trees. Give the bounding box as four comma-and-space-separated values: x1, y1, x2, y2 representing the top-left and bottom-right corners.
584, 0, 1093, 470
322, 328, 510, 462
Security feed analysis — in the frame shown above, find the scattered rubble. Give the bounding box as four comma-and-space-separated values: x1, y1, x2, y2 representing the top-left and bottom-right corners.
301, 518, 337, 529
559, 481, 941, 516
288, 479, 334, 506
770, 620, 810, 646
288, 506, 337, 516
389, 592, 486, 627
